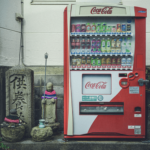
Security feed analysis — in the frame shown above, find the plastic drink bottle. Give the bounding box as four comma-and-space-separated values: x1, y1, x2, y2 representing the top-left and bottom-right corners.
92, 38, 96, 52
101, 38, 106, 52
96, 23, 101, 33
91, 23, 96, 33
86, 38, 91, 53
121, 57, 127, 66
126, 37, 131, 53
86, 23, 91, 32
96, 57, 101, 66
106, 38, 111, 53
116, 38, 121, 53
111, 38, 116, 53
96, 38, 101, 52
127, 20, 131, 33
76, 38, 80, 49
81, 38, 85, 49
121, 38, 126, 53
91, 57, 96, 66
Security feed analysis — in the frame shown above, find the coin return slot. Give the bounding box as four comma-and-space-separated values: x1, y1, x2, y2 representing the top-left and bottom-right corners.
80, 102, 124, 115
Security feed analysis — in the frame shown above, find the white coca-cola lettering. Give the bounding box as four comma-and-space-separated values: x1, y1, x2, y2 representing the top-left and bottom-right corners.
90, 7, 113, 14
85, 81, 107, 89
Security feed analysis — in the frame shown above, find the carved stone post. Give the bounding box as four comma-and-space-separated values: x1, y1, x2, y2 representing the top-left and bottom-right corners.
6, 66, 34, 137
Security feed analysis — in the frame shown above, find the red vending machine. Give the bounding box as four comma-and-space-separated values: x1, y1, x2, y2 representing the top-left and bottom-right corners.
64, 3, 148, 139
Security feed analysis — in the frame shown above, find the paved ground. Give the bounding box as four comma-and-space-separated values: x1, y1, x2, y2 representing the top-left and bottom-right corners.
1, 133, 150, 150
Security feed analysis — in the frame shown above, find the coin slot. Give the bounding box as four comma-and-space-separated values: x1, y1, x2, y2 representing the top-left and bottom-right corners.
135, 107, 141, 112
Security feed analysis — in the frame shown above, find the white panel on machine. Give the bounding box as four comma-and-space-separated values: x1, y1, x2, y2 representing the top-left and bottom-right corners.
82, 74, 111, 95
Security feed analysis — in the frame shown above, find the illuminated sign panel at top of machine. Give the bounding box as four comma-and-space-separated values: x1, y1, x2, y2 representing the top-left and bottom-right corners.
90, 7, 113, 14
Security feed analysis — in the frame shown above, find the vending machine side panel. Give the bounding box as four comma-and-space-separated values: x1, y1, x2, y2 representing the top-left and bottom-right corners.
64, 7, 68, 135
64, 5, 74, 136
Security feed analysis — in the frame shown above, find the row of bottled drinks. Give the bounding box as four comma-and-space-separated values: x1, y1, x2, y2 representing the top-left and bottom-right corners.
71, 56, 132, 69
71, 22, 131, 33
71, 37, 132, 54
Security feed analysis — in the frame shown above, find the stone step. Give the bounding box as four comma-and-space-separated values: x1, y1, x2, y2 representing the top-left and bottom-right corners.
1, 134, 150, 150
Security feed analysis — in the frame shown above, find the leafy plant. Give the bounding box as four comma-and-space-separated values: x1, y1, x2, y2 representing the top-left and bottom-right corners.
0, 137, 9, 150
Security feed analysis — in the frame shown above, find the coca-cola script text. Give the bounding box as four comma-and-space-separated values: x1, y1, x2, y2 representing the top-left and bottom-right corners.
85, 82, 107, 89
90, 7, 113, 14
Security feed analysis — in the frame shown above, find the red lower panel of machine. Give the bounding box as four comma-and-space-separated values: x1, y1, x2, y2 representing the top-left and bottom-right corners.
64, 135, 145, 139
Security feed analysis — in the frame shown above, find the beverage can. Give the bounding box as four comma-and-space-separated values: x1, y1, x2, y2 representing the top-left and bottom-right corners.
82, 56, 86, 64
106, 26, 111, 33
91, 57, 96, 66
106, 38, 111, 53
121, 57, 126, 65
127, 23, 131, 32
117, 24, 122, 32
87, 57, 91, 65
101, 38, 106, 52
122, 24, 126, 33
106, 57, 111, 64
72, 58, 77, 66
81, 24, 86, 32
112, 57, 116, 64
127, 57, 132, 65
86, 23, 91, 32
76, 24, 81, 32
91, 23, 96, 32
71, 24, 76, 32
76, 58, 81, 66
117, 57, 121, 65
96, 57, 101, 66
101, 57, 106, 64
96, 23, 101, 33
111, 26, 116, 32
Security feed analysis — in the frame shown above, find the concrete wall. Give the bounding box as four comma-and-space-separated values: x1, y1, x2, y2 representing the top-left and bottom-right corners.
0, 0, 21, 66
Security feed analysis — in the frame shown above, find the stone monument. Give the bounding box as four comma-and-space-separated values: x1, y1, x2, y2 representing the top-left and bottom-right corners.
5, 65, 34, 137
41, 82, 60, 132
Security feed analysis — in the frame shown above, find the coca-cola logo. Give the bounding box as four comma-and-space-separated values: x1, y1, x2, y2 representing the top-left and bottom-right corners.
85, 81, 107, 89
90, 7, 113, 14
